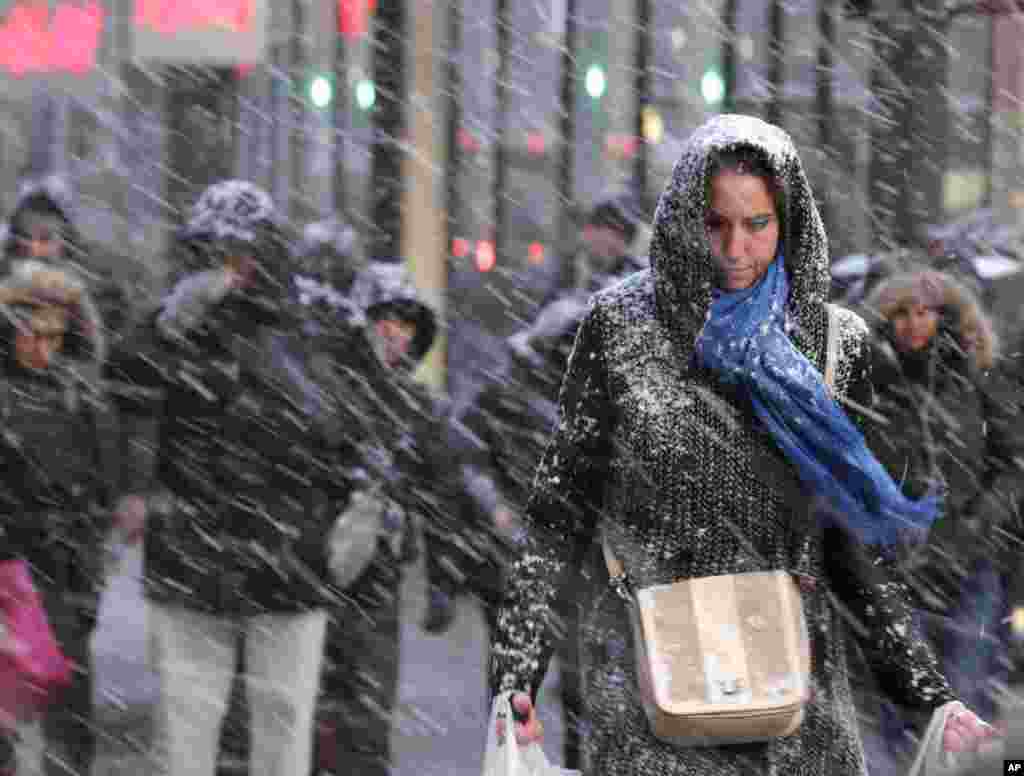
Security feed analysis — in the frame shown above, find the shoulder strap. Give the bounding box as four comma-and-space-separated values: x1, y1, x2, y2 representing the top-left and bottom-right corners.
824, 303, 840, 392
602, 534, 625, 580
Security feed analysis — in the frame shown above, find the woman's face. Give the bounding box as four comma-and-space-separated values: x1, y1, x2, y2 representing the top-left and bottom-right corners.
705, 170, 780, 291
890, 301, 939, 353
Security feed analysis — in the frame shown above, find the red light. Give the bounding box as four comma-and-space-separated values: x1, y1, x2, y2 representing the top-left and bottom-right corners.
458, 127, 480, 153
605, 133, 640, 159
475, 240, 496, 272
452, 237, 469, 259
527, 132, 545, 155
527, 242, 545, 265
339, 0, 376, 39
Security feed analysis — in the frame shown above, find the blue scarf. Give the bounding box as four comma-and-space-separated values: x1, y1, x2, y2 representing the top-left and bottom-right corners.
694, 255, 940, 547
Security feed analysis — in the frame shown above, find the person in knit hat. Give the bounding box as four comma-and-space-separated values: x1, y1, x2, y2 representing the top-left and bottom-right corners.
106, 181, 364, 776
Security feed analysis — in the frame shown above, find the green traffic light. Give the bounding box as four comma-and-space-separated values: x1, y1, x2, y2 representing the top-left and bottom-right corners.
309, 75, 333, 109
701, 68, 725, 105
585, 63, 606, 99
356, 79, 376, 111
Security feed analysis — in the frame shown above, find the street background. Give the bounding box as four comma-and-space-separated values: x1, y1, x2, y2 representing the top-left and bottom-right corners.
88, 544, 567, 776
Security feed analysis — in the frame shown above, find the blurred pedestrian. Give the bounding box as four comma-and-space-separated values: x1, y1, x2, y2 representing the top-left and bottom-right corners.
313, 256, 456, 776
571, 191, 647, 296
861, 268, 1024, 757
3, 176, 110, 367
491, 114, 997, 774
106, 180, 357, 776
295, 215, 363, 296
0, 261, 136, 776
451, 195, 646, 770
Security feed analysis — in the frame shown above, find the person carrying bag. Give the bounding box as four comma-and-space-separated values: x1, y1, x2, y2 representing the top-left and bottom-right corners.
482, 692, 580, 776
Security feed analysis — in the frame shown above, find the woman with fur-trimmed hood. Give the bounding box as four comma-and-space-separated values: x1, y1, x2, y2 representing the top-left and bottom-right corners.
0, 261, 126, 776
863, 268, 1024, 723
489, 115, 996, 775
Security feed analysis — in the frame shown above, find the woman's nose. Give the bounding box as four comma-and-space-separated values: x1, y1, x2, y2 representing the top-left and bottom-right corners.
724, 228, 746, 260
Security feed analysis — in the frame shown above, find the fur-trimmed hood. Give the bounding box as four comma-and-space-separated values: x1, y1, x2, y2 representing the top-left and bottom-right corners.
647, 114, 830, 349
0, 259, 106, 368
865, 268, 997, 372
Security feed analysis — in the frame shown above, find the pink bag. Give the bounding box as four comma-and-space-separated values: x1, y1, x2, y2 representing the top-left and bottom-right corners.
0, 560, 72, 726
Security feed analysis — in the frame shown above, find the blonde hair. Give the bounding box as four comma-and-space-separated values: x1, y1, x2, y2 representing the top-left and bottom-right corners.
866, 268, 997, 370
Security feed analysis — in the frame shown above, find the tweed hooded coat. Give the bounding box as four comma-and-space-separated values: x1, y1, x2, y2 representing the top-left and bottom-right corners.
489, 115, 958, 775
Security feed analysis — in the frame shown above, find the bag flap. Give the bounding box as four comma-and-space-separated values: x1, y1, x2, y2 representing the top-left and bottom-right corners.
634, 570, 809, 716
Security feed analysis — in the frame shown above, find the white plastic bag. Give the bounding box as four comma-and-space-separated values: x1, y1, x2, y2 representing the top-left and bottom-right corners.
328, 488, 384, 589
482, 693, 581, 776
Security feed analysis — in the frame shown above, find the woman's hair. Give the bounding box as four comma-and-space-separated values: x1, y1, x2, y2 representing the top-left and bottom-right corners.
866, 268, 997, 370
706, 145, 787, 236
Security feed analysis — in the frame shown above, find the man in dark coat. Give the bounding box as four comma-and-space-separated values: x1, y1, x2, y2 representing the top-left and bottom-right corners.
106, 181, 361, 776
0, 261, 131, 776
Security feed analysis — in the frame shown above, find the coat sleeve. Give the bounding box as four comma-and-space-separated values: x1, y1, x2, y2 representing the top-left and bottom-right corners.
827, 339, 958, 712
962, 363, 1024, 542
824, 521, 958, 711
489, 306, 613, 701
103, 289, 243, 410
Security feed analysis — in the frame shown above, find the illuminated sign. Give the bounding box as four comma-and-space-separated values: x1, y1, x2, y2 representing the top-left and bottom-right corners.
134, 0, 253, 35
131, 0, 268, 64
0, 0, 104, 77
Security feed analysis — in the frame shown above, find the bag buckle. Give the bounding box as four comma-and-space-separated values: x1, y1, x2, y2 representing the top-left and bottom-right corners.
609, 570, 633, 602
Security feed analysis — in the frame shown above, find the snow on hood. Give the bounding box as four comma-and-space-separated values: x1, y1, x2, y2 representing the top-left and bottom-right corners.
647, 114, 831, 344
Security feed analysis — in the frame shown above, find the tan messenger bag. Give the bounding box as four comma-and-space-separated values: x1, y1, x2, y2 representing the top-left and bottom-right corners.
603, 539, 811, 747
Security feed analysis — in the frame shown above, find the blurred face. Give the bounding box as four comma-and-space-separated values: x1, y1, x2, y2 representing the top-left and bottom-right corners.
890, 301, 939, 353
705, 170, 780, 291
582, 224, 628, 272
14, 215, 64, 261
224, 253, 258, 289
14, 329, 63, 371
372, 317, 417, 369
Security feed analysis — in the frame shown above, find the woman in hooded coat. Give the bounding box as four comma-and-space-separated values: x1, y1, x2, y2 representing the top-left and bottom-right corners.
489, 115, 993, 775
862, 269, 1024, 734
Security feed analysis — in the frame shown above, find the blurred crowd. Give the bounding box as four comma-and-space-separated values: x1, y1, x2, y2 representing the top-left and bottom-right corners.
0, 158, 1022, 776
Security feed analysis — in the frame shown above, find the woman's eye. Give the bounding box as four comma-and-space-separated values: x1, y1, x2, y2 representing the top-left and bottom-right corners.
748, 216, 772, 231
705, 216, 723, 231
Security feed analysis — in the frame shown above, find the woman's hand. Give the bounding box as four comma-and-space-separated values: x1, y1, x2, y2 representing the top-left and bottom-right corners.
496, 692, 544, 746
942, 704, 1000, 754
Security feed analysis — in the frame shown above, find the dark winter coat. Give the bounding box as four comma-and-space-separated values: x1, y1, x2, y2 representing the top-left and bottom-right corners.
863, 271, 1024, 610
489, 114, 957, 775
0, 264, 119, 606
107, 182, 363, 615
